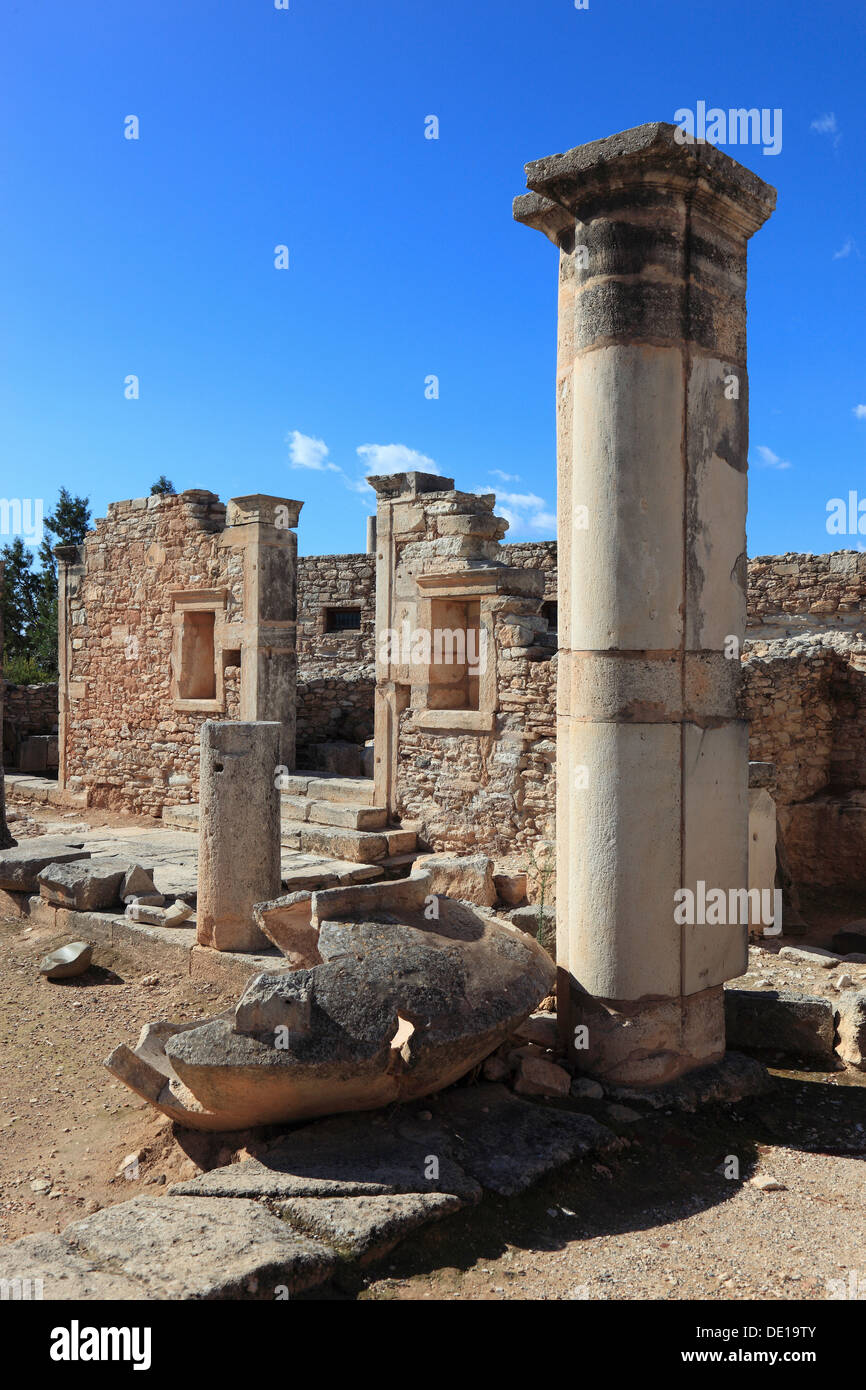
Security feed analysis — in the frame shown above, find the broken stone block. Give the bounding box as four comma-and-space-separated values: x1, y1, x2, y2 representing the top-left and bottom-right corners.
513, 1011, 558, 1049
38, 941, 93, 980
125, 902, 168, 927
836, 991, 866, 1069
778, 946, 837, 968
0, 839, 90, 892
513, 1056, 571, 1098
724, 988, 836, 1063
107, 896, 555, 1130
121, 865, 158, 899
411, 853, 496, 907
506, 903, 556, 936
235, 974, 314, 1036
37, 858, 127, 911
164, 900, 194, 926
571, 1076, 604, 1100
252, 892, 320, 967
494, 871, 528, 906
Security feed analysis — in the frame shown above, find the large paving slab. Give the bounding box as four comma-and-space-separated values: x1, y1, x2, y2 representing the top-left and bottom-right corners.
0, 838, 90, 892
64, 1196, 336, 1299
170, 1113, 482, 1203
0, 1231, 145, 1300
401, 1084, 617, 1197
276, 1192, 462, 1263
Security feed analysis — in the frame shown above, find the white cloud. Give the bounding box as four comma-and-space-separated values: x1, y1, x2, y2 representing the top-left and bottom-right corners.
356, 443, 439, 476
811, 112, 841, 146
753, 444, 792, 471
287, 430, 341, 472
811, 112, 837, 134
834, 237, 856, 259
476, 486, 556, 537
854, 405, 866, 420
489, 468, 520, 483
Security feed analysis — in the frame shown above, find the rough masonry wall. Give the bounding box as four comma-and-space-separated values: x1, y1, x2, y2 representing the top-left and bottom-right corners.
296, 553, 375, 765
501, 541, 558, 599
748, 551, 866, 635
2, 682, 58, 766
62, 491, 244, 815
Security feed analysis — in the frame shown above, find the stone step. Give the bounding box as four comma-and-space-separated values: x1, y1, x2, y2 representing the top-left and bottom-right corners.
279, 821, 415, 864
162, 804, 200, 831
281, 799, 388, 831
283, 774, 376, 808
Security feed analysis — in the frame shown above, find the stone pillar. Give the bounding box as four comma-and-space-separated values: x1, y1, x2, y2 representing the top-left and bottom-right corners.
515, 123, 775, 1085
221, 496, 302, 771
54, 543, 85, 793
197, 720, 282, 951
366, 515, 377, 555
0, 563, 16, 849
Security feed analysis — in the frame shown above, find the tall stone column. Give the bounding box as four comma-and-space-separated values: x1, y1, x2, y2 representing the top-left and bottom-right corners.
0, 563, 16, 849
221, 495, 302, 772
197, 720, 282, 951
514, 124, 775, 1085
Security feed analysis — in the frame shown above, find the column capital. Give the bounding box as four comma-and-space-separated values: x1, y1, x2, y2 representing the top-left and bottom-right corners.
514, 121, 776, 245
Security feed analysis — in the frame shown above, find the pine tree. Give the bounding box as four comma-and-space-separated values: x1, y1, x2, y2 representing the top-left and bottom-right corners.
150, 476, 176, 495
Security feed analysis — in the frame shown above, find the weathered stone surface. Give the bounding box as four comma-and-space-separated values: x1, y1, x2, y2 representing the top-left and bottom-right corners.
276, 1192, 462, 1263
0, 839, 89, 892
507, 903, 555, 935
571, 1076, 604, 1100
253, 892, 320, 967
38, 941, 93, 980
513, 1055, 571, 1098
603, 1051, 770, 1111
494, 871, 527, 906
171, 1116, 481, 1202
164, 899, 194, 926
111, 896, 554, 1130
121, 864, 158, 899
836, 991, 866, 1068
403, 1084, 615, 1197
779, 945, 838, 968
125, 902, 168, 926
37, 857, 126, 911
412, 854, 497, 907
197, 721, 282, 952
64, 1196, 335, 1299
0, 1231, 143, 1300
513, 1011, 558, 1048
724, 989, 836, 1063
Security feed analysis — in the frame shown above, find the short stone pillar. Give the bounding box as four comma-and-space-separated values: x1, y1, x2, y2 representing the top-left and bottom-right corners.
515, 124, 775, 1084
366, 515, 377, 555
197, 720, 282, 951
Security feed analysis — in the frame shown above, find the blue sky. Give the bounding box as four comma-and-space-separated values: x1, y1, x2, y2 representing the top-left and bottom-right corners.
1, 0, 864, 557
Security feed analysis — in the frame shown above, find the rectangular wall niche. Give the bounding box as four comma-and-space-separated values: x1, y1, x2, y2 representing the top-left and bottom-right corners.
170, 589, 228, 713
429, 598, 480, 711
179, 611, 216, 699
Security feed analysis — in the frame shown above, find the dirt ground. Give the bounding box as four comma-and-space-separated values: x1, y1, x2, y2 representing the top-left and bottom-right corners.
2, 796, 866, 1300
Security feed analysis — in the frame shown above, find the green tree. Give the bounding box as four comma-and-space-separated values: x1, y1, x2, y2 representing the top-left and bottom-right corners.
0, 536, 40, 663
150, 475, 176, 495
32, 488, 91, 674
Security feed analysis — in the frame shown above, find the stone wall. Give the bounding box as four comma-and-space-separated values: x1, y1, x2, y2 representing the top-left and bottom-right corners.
2, 682, 58, 766
296, 553, 375, 766
747, 551, 866, 637
58, 490, 300, 815
742, 632, 866, 887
